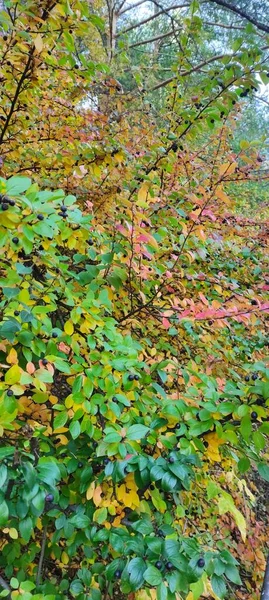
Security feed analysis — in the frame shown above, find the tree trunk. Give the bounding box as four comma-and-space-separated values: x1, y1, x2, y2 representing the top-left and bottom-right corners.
261, 554, 269, 600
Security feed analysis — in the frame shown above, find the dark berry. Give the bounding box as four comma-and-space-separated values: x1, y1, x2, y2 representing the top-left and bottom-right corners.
112, 396, 118, 402
7, 389, 13, 396
3, 35, 8, 41
245, 376, 250, 382
157, 529, 165, 538
52, 332, 58, 338
74, 64, 79, 69
210, 119, 214, 123
251, 299, 258, 305
208, 320, 213, 325
88, 238, 94, 245
14, 310, 20, 316
78, 462, 83, 468
166, 562, 173, 570
37, 214, 44, 220
58, 211, 67, 217
252, 373, 258, 381
128, 374, 135, 381
60, 205, 67, 212
171, 142, 178, 152
2, 203, 9, 210
8, 199, 15, 206
251, 411, 258, 420
197, 558, 205, 568
115, 570, 121, 579
45, 493, 54, 502
155, 561, 162, 570
104, 457, 110, 465
134, 374, 139, 381
256, 397, 265, 406
168, 456, 175, 463
185, 509, 189, 515
42, 359, 48, 365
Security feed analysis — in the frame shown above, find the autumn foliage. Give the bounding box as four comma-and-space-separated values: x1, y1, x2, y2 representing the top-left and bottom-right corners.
0, 1, 268, 600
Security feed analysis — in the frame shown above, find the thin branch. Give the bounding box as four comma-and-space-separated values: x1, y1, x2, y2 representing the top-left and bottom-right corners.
128, 29, 175, 48
36, 525, 47, 587
206, 0, 269, 34
116, 3, 190, 36
119, 0, 148, 15
149, 52, 230, 90
204, 20, 244, 30
0, 575, 11, 598
150, 75, 175, 90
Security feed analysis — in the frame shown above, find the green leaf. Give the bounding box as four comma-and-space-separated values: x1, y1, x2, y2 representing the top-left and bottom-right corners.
143, 565, 163, 586
225, 565, 242, 585
93, 507, 107, 524
0, 465, 8, 488
0, 447, 15, 460
211, 574, 227, 598
238, 458, 250, 474
19, 516, 33, 543
127, 424, 149, 440
54, 411, 68, 429
190, 577, 205, 600
0, 500, 9, 526
157, 582, 167, 600
6, 176, 31, 195
0, 320, 21, 341
70, 513, 90, 528
258, 462, 269, 482
70, 420, 81, 439
161, 472, 177, 492
37, 457, 61, 485
128, 558, 146, 590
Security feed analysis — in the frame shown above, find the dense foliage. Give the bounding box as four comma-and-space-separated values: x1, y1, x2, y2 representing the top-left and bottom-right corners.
0, 1, 268, 599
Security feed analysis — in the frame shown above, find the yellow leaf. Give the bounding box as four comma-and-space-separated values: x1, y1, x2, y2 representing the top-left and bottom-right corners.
18, 289, 30, 304
9, 528, 18, 539
61, 551, 69, 565
218, 491, 246, 542
215, 187, 231, 205
5, 364, 21, 385
204, 432, 224, 462
114, 152, 124, 163
34, 34, 43, 53
6, 348, 18, 365
64, 321, 74, 335
137, 182, 150, 208
218, 162, 237, 178
93, 485, 103, 506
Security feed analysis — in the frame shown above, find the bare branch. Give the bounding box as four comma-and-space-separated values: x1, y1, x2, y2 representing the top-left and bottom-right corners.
204, 20, 244, 30
150, 76, 175, 90
119, 0, 149, 15
206, 0, 269, 34
36, 525, 47, 587
116, 3, 190, 37
0, 575, 11, 598
149, 52, 228, 90
128, 29, 176, 48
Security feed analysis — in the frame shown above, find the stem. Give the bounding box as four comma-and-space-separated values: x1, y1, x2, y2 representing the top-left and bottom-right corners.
0, 575, 11, 598
36, 525, 47, 587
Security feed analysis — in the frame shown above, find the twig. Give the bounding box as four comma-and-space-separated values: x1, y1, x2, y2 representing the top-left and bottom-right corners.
0, 575, 11, 598
36, 525, 47, 587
